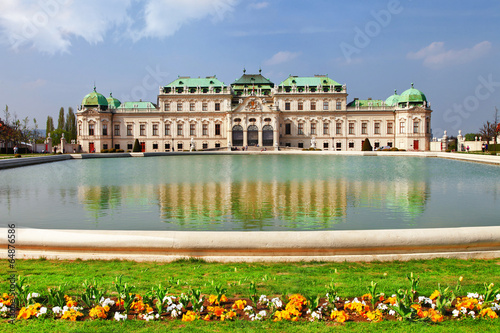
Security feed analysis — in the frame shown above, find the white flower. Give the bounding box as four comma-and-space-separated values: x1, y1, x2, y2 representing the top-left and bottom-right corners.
36, 307, 47, 317
259, 295, 269, 305
200, 306, 204, 313
311, 311, 321, 321
452, 309, 460, 317
176, 303, 183, 311
389, 310, 396, 316
468, 311, 475, 318
144, 314, 156, 321
101, 298, 115, 307
496, 294, 500, 301
52, 306, 62, 314
244, 305, 253, 313
377, 303, 388, 311
171, 309, 179, 318
271, 297, 282, 308
27, 292, 40, 301
467, 293, 479, 299
114, 312, 127, 321
431, 303, 436, 309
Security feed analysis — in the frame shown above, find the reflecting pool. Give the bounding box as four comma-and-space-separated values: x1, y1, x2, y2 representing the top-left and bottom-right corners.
1, 155, 499, 231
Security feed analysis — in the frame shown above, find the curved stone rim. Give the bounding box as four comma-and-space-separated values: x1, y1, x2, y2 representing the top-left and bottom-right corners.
2, 226, 500, 262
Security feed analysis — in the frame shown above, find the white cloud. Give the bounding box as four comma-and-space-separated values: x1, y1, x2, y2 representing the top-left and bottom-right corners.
0, 0, 238, 53
264, 51, 300, 66
23, 79, 47, 89
248, 2, 269, 10
130, 0, 238, 41
407, 41, 492, 68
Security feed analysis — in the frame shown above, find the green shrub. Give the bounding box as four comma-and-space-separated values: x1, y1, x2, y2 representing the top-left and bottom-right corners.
362, 138, 373, 151
390, 147, 399, 151
117, 149, 124, 153
110, 148, 116, 153
14, 154, 21, 158
101, 149, 109, 153
399, 149, 406, 151
132, 139, 141, 152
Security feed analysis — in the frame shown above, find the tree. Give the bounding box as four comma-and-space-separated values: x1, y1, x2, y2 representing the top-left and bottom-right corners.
50, 128, 70, 146
57, 107, 65, 130
133, 139, 141, 152
46, 116, 54, 137
479, 121, 496, 143
362, 138, 373, 151
465, 133, 479, 141
65, 107, 77, 143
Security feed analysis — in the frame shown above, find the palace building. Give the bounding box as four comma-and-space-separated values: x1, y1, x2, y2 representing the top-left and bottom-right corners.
76, 70, 432, 152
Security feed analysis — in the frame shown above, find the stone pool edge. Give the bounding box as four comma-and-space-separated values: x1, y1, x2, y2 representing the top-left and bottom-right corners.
1, 151, 499, 170
1, 226, 499, 262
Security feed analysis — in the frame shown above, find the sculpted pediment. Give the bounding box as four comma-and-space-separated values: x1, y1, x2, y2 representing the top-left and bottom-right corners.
232, 96, 273, 113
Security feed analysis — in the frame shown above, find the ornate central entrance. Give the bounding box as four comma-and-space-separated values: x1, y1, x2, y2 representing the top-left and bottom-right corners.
248, 125, 258, 146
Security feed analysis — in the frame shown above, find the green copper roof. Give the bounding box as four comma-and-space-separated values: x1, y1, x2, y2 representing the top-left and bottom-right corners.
165, 76, 226, 88
399, 83, 427, 104
347, 99, 385, 107
384, 90, 400, 107
232, 71, 274, 86
117, 101, 157, 109
82, 87, 108, 107
107, 93, 121, 109
279, 75, 341, 87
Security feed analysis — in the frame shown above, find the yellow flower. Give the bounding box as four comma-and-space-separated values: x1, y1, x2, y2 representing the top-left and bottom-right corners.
181, 310, 198, 322
365, 310, 383, 323
232, 299, 247, 310
330, 310, 349, 323
480, 308, 498, 319
429, 290, 440, 300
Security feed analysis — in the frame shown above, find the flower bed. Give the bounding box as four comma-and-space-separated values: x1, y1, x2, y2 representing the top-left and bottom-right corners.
2, 275, 499, 324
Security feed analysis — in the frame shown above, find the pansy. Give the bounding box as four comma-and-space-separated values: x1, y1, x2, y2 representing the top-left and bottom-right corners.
114, 312, 127, 321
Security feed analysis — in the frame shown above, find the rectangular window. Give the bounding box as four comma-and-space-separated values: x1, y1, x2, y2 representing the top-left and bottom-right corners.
323, 123, 329, 135
298, 102, 303, 111
203, 143, 208, 149
336, 142, 342, 149
400, 122, 406, 134
298, 142, 304, 148
336, 101, 342, 110
127, 125, 132, 136
153, 143, 158, 150
336, 123, 342, 135
374, 142, 380, 149
388, 141, 393, 148
413, 121, 419, 134
152, 124, 158, 136
177, 124, 183, 136
362, 122, 367, 135
215, 102, 220, 111
165, 124, 170, 136
114, 124, 120, 136
127, 144, 133, 150
285, 123, 291, 135
177, 103, 182, 111
374, 123, 380, 134
164, 103, 170, 111
215, 124, 221, 136
349, 123, 354, 135
140, 124, 146, 136
202, 124, 208, 136
426, 120, 430, 134
78, 124, 82, 136
323, 101, 329, 110
102, 124, 108, 136
310, 101, 316, 110
285, 102, 290, 111
190, 102, 195, 111
114, 144, 120, 150
215, 142, 221, 148
310, 123, 316, 135
190, 124, 195, 136
202, 103, 208, 111
103, 144, 108, 150
89, 124, 94, 136
165, 143, 170, 150
387, 122, 393, 134
177, 143, 183, 151
298, 123, 304, 135
323, 142, 329, 149
349, 142, 354, 148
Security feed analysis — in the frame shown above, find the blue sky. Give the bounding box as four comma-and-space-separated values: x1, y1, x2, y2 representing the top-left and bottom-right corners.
1, 0, 499, 137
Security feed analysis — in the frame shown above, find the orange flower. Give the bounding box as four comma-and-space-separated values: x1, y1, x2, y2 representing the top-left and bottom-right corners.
429, 309, 443, 322
181, 310, 198, 322
480, 308, 498, 319
361, 293, 373, 301
366, 310, 383, 322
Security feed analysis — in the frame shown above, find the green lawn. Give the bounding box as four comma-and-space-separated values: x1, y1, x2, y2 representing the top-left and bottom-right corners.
1, 258, 499, 332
